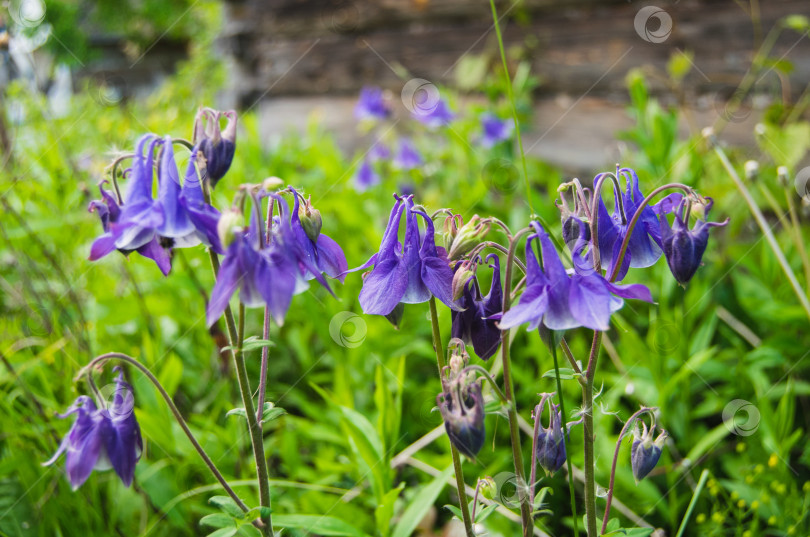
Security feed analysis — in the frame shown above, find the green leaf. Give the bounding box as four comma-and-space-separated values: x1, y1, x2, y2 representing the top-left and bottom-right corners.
206, 529, 238, 537
272, 515, 371, 537
201, 513, 237, 529
209, 496, 245, 519
228, 402, 286, 423
339, 406, 388, 501
602, 528, 654, 537
237, 524, 263, 537
542, 368, 579, 380
375, 482, 404, 537
222, 337, 275, 353
391, 465, 453, 537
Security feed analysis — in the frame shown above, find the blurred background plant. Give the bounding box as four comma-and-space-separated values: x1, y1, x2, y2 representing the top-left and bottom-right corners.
1, 1, 809, 536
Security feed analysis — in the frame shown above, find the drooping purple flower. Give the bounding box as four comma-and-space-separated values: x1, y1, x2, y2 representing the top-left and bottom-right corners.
354, 159, 380, 192
354, 86, 392, 121
479, 113, 513, 148
207, 193, 336, 326
437, 357, 485, 459
631, 422, 667, 482
393, 138, 422, 170
595, 168, 680, 281
193, 108, 236, 187
533, 397, 568, 475
350, 195, 458, 316
451, 254, 503, 360
659, 196, 728, 285
44, 370, 143, 490
289, 188, 348, 282
498, 222, 652, 332
412, 98, 455, 129
88, 180, 172, 275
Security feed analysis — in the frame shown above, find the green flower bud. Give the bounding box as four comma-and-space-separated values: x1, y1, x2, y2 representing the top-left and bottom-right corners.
447, 215, 490, 261
217, 208, 244, 249
479, 476, 497, 501
299, 196, 323, 243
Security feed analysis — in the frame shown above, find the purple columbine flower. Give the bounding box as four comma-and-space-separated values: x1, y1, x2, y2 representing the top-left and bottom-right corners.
354, 86, 392, 121
350, 195, 458, 316
354, 159, 380, 192
479, 113, 513, 148
533, 397, 568, 475
89, 134, 224, 274
595, 168, 680, 281
631, 422, 667, 482
412, 98, 455, 129
289, 188, 348, 282
437, 353, 485, 459
193, 108, 236, 187
451, 254, 503, 360
207, 193, 336, 326
393, 138, 422, 170
44, 370, 143, 490
497, 222, 652, 332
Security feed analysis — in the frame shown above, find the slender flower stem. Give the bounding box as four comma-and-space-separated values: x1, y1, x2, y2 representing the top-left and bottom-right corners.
582, 330, 602, 537
550, 343, 580, 537
428, 297, 474, 536
708, 134, 810, 322
256, 199, 276, 424
78, 353, 250, 515
784, 188, 810, 289
501, 227, 535, 536
559, 338, 583, 377
601, 407, 656, 534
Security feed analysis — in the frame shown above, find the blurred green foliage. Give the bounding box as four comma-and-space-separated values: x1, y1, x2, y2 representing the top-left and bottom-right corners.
1, 8, 810, 537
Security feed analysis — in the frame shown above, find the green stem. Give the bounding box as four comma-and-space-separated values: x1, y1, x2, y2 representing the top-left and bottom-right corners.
674, 469, 710, 537
208, 251, 274, 536
501, 228, 535, 536
583, 331, 603, 537
709, 134, 810, 323
551, 343, 579, 537
429, 297, 474, 535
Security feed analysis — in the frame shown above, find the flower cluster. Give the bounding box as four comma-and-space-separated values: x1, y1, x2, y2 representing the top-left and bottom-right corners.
44, 370, 142, 490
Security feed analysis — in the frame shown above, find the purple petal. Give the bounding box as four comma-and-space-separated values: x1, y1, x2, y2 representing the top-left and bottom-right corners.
359, 259, 408, 315
157, 137, 195, 239
89, 233, 117, 261
421, 256, 458, 310
136, 237, 172, 276
316, 234, 348, 281
568, 275, 612, 331
206, 242, 242, 326
498, 285, 548, 331
606, 281, 654, 303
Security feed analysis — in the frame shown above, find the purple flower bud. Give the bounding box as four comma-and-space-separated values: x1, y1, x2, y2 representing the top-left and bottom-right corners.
193, 108, 236, 187
659, 196, 728, 285
630, 423, 667, 482
44, 371, 143, 489
533, 399, 568, 475
437, 352, 485, 459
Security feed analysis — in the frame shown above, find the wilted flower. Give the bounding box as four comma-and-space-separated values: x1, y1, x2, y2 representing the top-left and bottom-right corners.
532, 396, 569, 475
498, 222, 652, 332
479, 113, 513, 148
351, 195, 457, 315
451, 254, 503, 360
354, 159, 380, 192
631, 422, 667, 482
412, 98, 455, 128
393, 138, 422, 170
659, 196, 728, 285
354, 86, 392, 121
44, 370, 143, 490
437, 347, 485, 459
193, 108, 237, 187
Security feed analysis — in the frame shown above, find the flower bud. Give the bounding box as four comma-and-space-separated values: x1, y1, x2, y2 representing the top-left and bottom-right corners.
777, 166, 790, 188
437, 377, 485, 459
631, 422, 668, 483
452, 260, 476, 301
478, 476, 497, 501
263, 176, 284, 191
298, 196, 323, 243
744, 160, 759, 182
447, 215, 490, 261
194, 108, 237, 187
534, 400, 567, 475
217, 208, 244, 249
